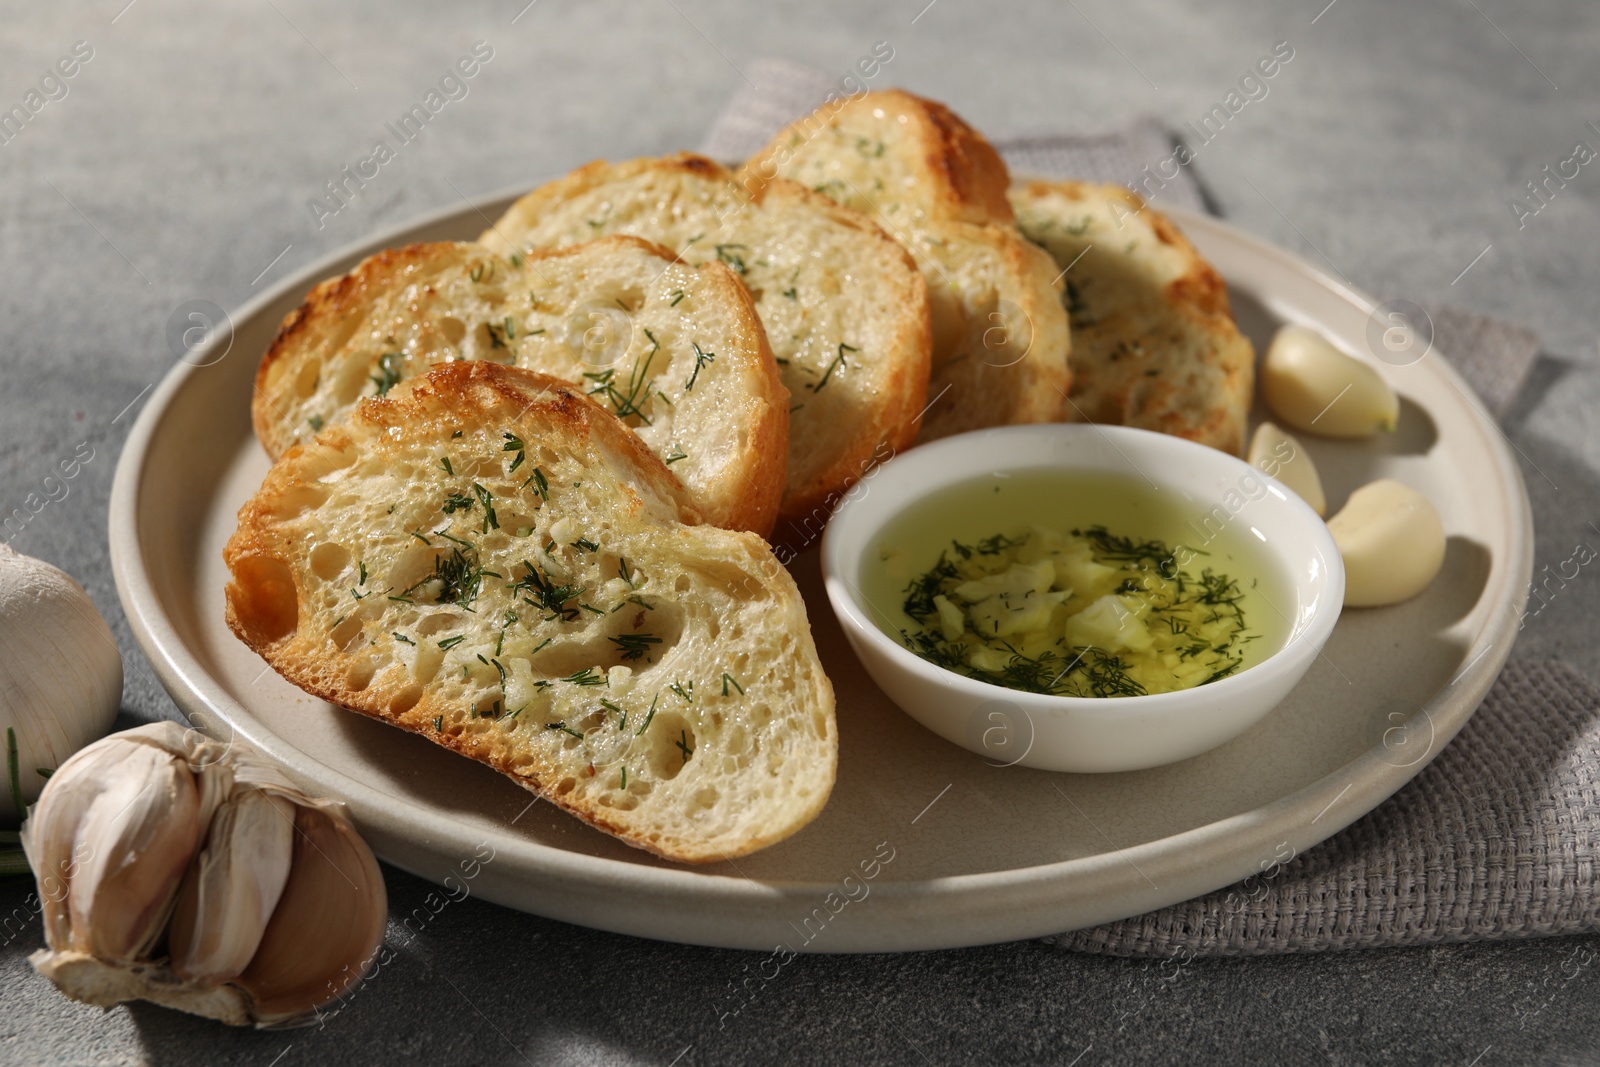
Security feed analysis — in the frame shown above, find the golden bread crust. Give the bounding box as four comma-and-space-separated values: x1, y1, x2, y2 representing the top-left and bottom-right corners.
1011, 180, 1255, 454
738, 89, 1015, 226
228, 362, 836, 863
252, 236, 787, 536
480, 152, 932, 525
738, 93, 1072, 443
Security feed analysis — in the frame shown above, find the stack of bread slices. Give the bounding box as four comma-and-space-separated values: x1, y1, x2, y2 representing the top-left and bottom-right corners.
226, 90, 1254, 862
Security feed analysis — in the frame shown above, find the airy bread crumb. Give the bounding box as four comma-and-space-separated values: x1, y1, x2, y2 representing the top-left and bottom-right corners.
227, 362, 836, 863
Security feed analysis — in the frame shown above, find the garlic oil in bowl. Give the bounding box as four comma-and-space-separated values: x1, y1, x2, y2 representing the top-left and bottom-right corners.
821, 424, 1344, 773
861, 470, 1291, 700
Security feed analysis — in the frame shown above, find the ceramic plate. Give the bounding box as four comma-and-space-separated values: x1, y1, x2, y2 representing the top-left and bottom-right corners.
108, 191, 1532, 952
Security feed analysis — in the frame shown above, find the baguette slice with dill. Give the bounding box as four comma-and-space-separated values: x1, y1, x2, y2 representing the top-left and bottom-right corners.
225, 362, 837, 863
1010, 181, 1255, 454
479, 153, 931, 530
738, 89, 1071, 441
253, 235, 786, 537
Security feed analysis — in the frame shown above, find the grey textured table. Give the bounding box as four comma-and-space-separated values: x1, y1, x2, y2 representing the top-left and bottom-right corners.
4, 1, 1599, 1063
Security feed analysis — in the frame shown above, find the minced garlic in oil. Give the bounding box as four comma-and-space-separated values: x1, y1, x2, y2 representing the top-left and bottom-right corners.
890, 526, 1259, 697
864, 471, 1287, 699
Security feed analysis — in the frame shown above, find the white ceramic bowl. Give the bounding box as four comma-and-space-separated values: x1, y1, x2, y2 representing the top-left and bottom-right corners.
821, 424, 1345, 773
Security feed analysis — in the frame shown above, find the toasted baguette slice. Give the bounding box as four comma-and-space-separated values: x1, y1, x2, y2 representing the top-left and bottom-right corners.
907, 218, 1072, 439
479, 154, 931, 526
225, 362, 837, 863
738, 91, 1071, 441
1010, 181, 1256, 454
253, 236, 786, 536
739, 88, 1014, 227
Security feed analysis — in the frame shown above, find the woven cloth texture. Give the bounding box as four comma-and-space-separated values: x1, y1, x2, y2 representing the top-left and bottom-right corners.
1423, 304, 1543, 419
705, 62, 1580, 955
700, 58, 839, 163
1049, 660, 1600, 955
699, 58, 1209, 210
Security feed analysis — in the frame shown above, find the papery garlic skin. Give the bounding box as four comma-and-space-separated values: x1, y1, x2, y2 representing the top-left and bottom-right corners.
21, 723, 387, 1029
169, 788, 296, 983
68, 741, 204, 962
1260, 325, 1399, 439
234, 802, 389, 1026
1326, 479, 1446, 607
0, 544, 122, 821
23, 724, 228, 960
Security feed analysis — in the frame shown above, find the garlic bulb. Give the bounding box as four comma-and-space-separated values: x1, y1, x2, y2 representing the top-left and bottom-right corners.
1248, 421, 1326, 516
1326, 479, 1446, 607
20, 723, 386, 1028
1260, 325, 1399, 439
0, 544, 122, 822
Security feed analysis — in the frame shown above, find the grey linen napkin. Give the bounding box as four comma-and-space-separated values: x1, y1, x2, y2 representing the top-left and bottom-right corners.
700, 58, 1208, 214
1050, 661, 1600, 955
705, 63, 1584, 954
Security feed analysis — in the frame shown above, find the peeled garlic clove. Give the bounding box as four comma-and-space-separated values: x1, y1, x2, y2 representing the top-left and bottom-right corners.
1326, 479, 1446, 607
1248, 421, 1326, 515
0, 543, 123, 822
1260, 325, 1399, 439
169, 788, 297, 984
234, 802, 387, 1026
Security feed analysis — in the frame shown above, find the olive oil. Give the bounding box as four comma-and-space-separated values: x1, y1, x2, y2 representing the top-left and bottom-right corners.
862, 469, 1292, 697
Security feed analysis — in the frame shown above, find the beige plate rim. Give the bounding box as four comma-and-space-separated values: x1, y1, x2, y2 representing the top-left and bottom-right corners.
107, 184, 1533, 952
